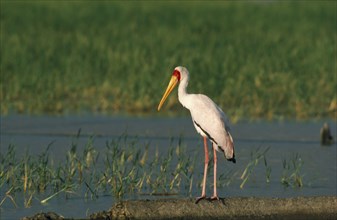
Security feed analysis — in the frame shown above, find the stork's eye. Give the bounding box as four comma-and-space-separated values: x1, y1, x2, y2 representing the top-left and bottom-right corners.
173, 70, 181, 81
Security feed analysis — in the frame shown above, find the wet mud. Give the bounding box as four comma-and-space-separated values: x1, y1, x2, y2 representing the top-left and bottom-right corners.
22, 196, 337, 220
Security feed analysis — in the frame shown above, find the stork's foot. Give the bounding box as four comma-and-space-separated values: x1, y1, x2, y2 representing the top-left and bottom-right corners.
195, 195, 207, 204
210, 195, 220, 201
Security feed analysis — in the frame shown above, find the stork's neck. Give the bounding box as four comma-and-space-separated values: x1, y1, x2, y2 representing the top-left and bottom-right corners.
178, 77, 191, 109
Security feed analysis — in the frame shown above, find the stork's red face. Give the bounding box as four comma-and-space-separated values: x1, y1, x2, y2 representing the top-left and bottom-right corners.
157, 69, 181, 111
172, 69, 181, 81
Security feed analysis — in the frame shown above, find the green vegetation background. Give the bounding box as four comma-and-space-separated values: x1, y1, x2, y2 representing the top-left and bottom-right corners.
1, 1, 336, 121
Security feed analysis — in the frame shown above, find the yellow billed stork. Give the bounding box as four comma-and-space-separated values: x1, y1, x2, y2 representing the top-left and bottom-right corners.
158, 66, 235, 203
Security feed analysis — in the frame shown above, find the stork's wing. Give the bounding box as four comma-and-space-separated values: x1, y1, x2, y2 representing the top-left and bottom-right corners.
188, 94, 235, 161
215, 103, 232, 132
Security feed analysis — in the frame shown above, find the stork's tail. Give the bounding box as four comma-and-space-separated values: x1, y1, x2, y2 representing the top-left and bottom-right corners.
225, 132, 236, 163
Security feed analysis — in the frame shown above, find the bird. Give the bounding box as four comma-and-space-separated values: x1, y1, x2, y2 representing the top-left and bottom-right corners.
157, 66, 235, 203
320, 122, 334, 146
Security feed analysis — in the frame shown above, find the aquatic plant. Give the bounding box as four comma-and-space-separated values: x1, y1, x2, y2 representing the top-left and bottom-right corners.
281, 153, 304, 188
0, 134, 310, 209
240, 147, 271, 189
0, 135, 199, 207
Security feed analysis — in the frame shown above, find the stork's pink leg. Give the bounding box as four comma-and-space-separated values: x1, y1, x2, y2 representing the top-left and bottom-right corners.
211, 146, 219, 200
196, 137, 209, 204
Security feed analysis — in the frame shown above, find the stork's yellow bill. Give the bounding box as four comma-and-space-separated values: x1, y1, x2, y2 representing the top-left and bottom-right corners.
157, 71, 180, 111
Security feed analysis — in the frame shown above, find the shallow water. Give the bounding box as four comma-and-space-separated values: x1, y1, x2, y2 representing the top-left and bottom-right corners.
1, 115, 336, 219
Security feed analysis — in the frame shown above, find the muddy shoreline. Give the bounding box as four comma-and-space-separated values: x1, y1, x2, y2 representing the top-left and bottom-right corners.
22, 196, 337, 220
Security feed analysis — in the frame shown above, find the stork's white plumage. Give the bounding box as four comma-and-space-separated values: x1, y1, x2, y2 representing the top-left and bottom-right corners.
158, 66, 235, 203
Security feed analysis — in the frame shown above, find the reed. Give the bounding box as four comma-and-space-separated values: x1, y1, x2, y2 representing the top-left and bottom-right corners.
0, 135, 158, 204
240, 147, 271, 189
281, 153, 304, 188
0, 136, 308, 208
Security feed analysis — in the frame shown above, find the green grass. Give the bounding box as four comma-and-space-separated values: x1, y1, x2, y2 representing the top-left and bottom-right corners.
0, 134, 308, 209
281, 153, 304, 188
0, 131, 311, 208
1, 1, 336, 120
0, 135, 198, 207
239, 146, 271, 189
